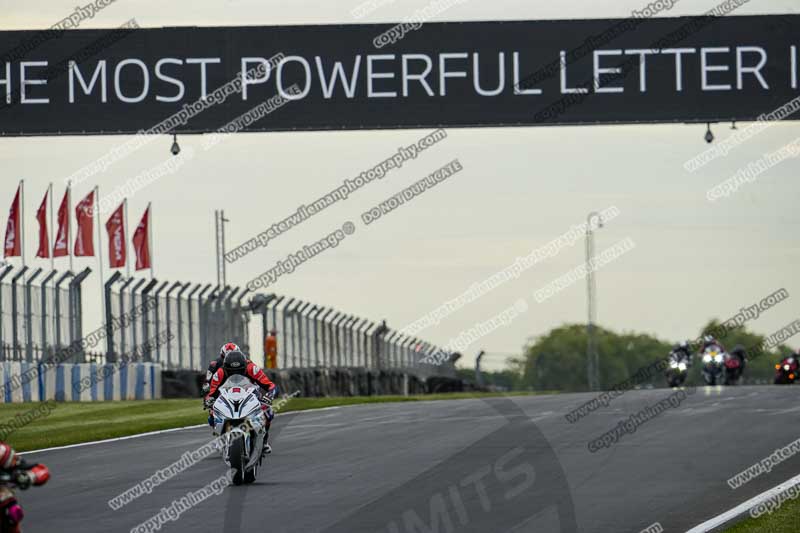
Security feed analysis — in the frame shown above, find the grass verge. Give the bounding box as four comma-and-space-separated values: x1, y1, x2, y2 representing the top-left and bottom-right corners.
723, 492, 800, 532
0, 391, 544, 452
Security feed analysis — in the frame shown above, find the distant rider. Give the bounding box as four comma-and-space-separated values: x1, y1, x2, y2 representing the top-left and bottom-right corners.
204, 350, 278, 455
670, 341, 693, 366
729, 344, 747, 370
0, 442, 50, 532
202, 342, 240, 395
699, 335, 726, 354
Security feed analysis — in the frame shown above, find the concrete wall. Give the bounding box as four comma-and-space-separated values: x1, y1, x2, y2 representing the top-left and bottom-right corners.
161, 368, 461, 398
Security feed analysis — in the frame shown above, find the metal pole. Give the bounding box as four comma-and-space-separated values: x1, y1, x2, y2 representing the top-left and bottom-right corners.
123, 199, 130, 279
118, 277, 134, 358
130, 278, 146, 356
586, 211, 603, 392
214, 211, 220, 287
48, 183, 54, 273
147, 202, 154, 279
24, 268, 42, 362
54, 271, 71, 349
11, 267, 28, 361
176, 282, 190, 368
19, 180, 25, 268
69, 268, 91, 363
186, 283, 202, 369
67, 182, 73, 273
138, 279, 157, 362
104, 271, 122, 362
94, 186, 106, 353
196, 284, 212, 361
165, 281, 182, 369
220, 210, 229, 286
40, 270, 57, 361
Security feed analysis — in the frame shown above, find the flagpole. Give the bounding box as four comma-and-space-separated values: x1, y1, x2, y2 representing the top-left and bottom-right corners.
48, 183, 54, 273
123, 199, 130, 279
67, 181, 73, 273
95, 186, 106, 353
147, 202, 153, 279
19, 179, 25, 269
49, 183, 56, 353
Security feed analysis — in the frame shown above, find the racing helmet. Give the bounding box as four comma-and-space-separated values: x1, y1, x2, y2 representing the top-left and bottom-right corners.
219, 342, 240, 358
223, 350, 247, 376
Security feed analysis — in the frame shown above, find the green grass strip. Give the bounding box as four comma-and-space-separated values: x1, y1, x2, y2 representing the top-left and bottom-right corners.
723, 490, 800, 532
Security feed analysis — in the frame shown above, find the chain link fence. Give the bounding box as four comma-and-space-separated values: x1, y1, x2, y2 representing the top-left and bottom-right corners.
0, 265, 90, 363
249, 293, 457, 379
0, 264, 456, 379
104, 273, 250, 370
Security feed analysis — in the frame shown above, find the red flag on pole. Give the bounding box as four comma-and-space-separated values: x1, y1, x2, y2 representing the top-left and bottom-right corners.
74, 190, 94, 257
3, 183, 21, 257
105, 203, 126, 268
132, 206, 151, 271
35, 189, 50, 258
53, 189, 70, 257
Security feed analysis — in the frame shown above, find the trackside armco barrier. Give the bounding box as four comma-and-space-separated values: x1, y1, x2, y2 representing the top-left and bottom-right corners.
0, 361, 161, 403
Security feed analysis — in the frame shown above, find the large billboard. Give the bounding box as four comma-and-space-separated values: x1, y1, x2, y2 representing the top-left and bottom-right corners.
0, 14, 798, 136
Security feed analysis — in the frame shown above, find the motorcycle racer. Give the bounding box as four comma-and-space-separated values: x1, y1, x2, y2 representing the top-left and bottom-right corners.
201, 342, 240, 395
204, 350, 278, 455
670, 341, 693, 365
1, 442, 49, 533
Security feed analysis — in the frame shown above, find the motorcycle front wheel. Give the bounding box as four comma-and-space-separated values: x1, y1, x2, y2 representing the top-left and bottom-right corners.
229, 434, 246, 486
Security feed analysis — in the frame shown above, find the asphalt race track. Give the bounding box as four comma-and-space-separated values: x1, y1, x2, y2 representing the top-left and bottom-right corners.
20, 386, 800, 532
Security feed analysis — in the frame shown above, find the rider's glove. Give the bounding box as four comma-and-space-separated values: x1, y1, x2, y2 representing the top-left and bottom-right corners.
201, 383, 210, 395
14, 470, 32, 490
263, 387, 276, 405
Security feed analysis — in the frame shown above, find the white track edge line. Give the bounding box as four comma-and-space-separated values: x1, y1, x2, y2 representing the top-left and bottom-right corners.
685, 472, 800, 533
21, 405, 342, 455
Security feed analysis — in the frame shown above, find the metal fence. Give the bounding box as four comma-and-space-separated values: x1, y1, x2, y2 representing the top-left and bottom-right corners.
0, 265, 90, 363
249, 293, 457, 379
104, 272, 250, 370
0, 264, 456, 378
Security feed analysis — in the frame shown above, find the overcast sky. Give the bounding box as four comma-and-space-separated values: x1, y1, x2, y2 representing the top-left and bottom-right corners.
1, 0, 799, 369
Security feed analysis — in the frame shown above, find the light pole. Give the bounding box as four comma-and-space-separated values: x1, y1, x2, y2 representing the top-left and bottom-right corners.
586, 211, 604, 391
215, 210, 230, 286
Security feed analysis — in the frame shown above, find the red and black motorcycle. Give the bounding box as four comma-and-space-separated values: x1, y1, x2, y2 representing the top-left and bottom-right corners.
774, 356, 798, 385
0, 461, 49, 533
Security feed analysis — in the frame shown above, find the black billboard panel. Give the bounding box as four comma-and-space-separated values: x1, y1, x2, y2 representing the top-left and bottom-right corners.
0, 15, 798, 136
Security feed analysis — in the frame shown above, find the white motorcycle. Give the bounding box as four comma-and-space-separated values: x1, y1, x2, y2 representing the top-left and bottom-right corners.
701, 344, 725, 385
211, 374, 269, 485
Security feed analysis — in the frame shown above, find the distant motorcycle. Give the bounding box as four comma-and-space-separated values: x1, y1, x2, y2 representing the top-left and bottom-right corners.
723, 352, 745, 385
701, 344, 725, 385
774, 356, 798, 385
665, 351, 690, 387
0, 461, 50, 532
209, 374, 269, 485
